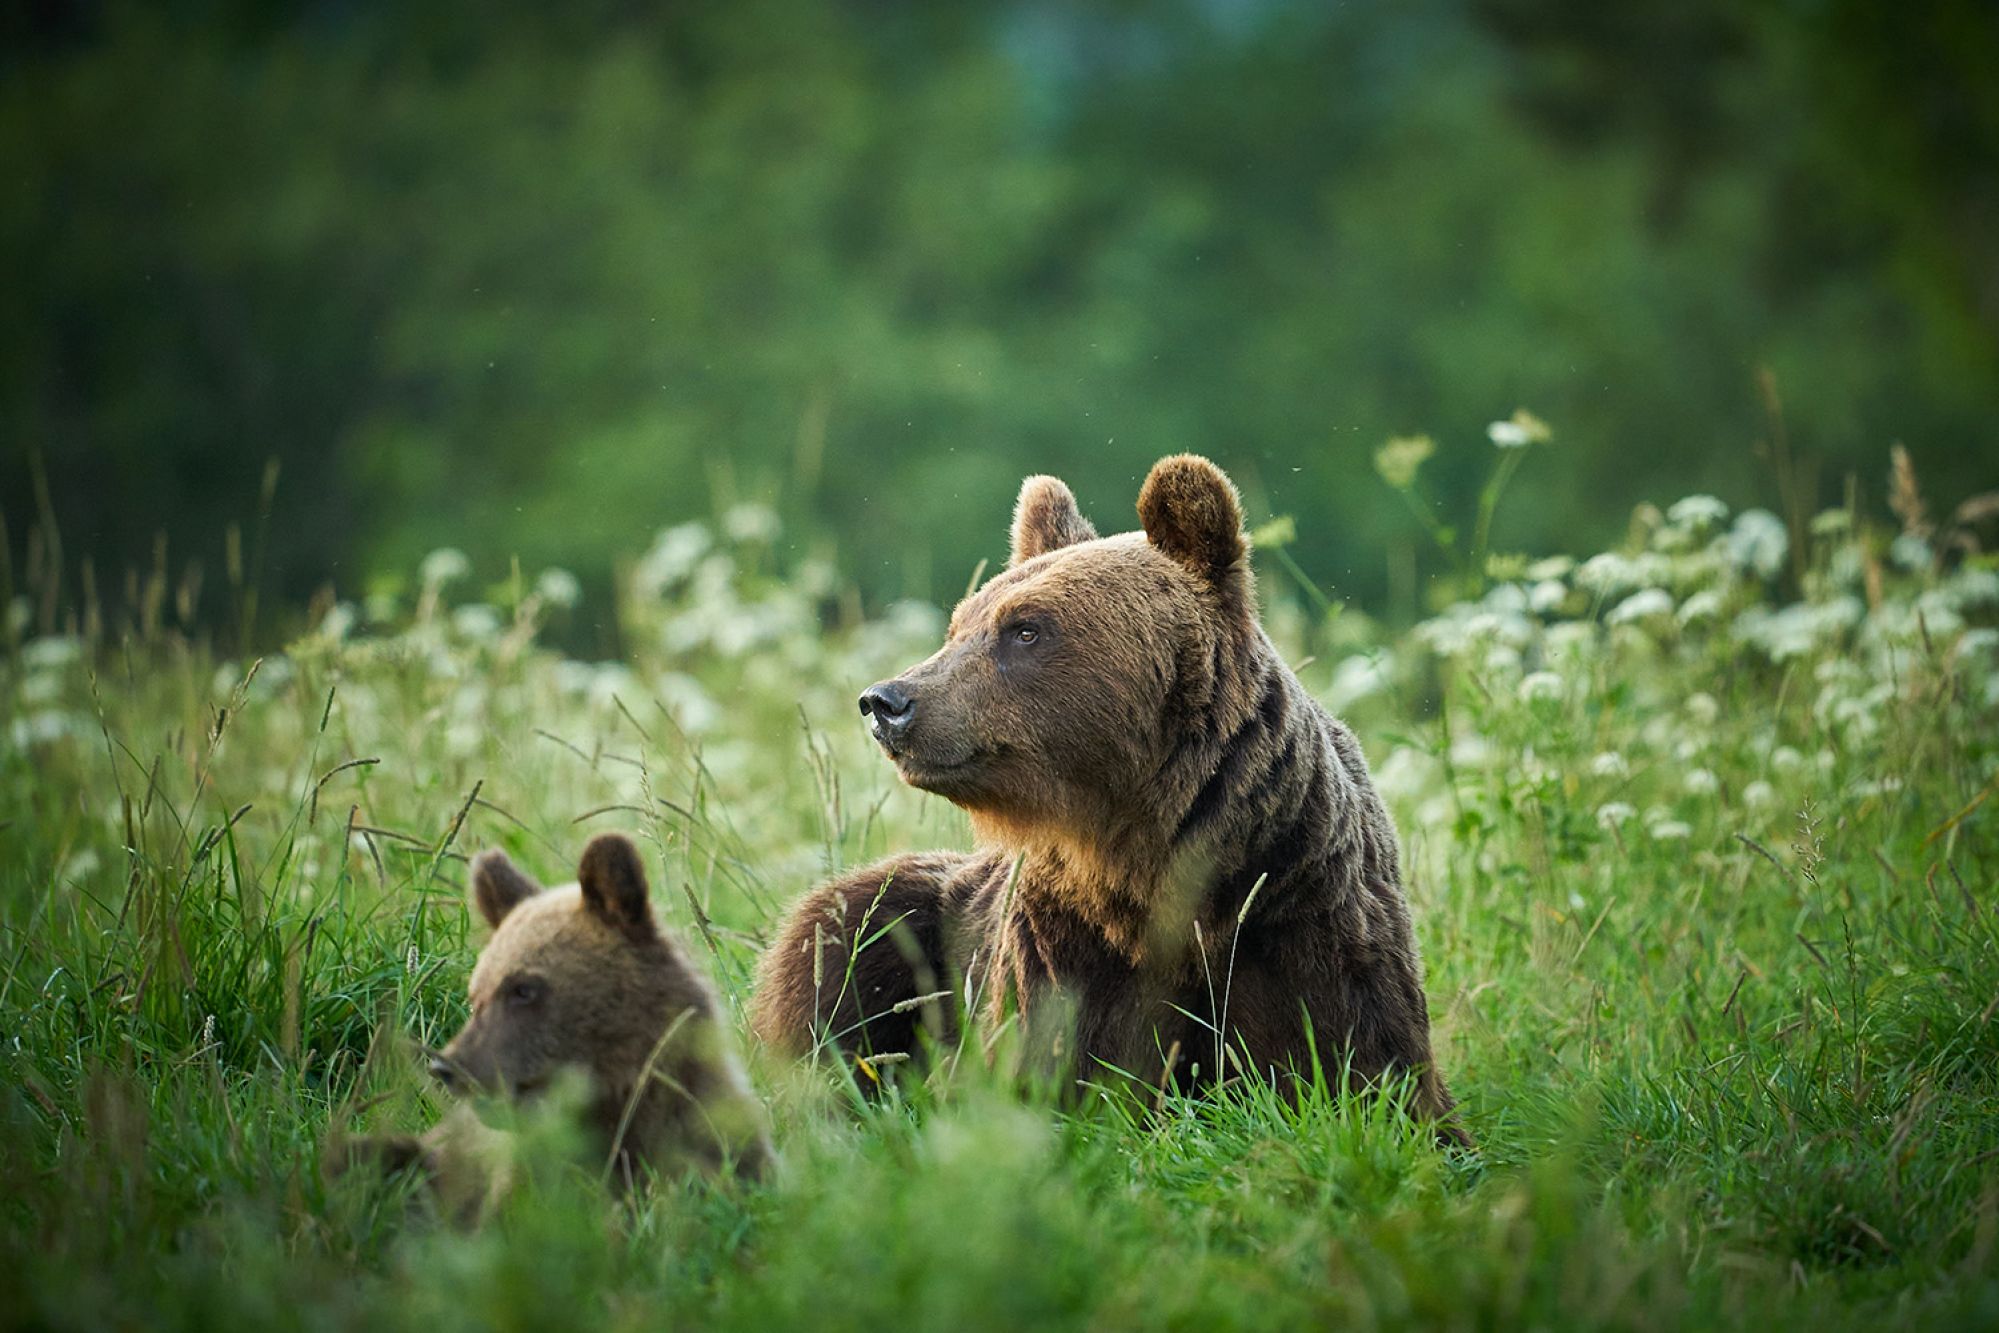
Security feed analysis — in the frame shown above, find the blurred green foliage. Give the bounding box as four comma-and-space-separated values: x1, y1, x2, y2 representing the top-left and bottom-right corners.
3, 0, 1995, 639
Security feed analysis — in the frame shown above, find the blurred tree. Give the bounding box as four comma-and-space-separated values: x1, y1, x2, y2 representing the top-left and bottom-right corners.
1, 0, 1993, 642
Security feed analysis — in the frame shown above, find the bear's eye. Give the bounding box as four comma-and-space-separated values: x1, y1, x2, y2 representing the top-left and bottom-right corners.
506, 977, 546, 1009
1011, 624, 1039, 646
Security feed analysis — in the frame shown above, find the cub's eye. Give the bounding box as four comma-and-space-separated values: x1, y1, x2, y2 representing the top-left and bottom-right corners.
1012, 625, 1039, 646
506, 978, 546, 1008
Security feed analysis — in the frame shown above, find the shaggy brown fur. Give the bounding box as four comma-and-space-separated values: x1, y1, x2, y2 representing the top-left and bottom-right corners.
335, 833, 771, 1210
751, 456, 1466, 1143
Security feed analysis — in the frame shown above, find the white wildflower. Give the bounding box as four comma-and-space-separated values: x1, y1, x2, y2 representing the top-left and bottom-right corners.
634, 522, 713, 596
1630, 551, 1674, 588
1889, 533, 1932, 572
420, 547, 472, 587
1327, 653, 1394, 711
250, 656, 293, 699
1487, 409, 1549, 448
1413, 611, 1471, 658
586, 663, 639, 711
1375, 435, 1436, 488
1734, 598, 1863, 661
1944, 567, 1999, 609
723, 502, 782, 544
1860, 594, 1962, 645
1668, 495, 1729, 528
1743, 780, 1776, 809
1685, 692, 1720, 726
535, 567, 582, 608
1676, 588, 1725, 625
1518, 671, 1564, 704
317, 602, 357, 642
1606, 588, 1674, 626
1589, 752, 1629, 779
24, 636, 84, 670
1465, 610, 1536, 648
1595, 801, 1636, 829
552, 660, 596, 696
1684, 768, 1719, 795
452, 604, 503, 642
1449, 734, 1494, 769
1374, 746, 1440, 803
1544, 622, 1598, 659
1827, 544, 1867, 591
1416, 795, 1456, 829
1529, 579, 1569, 614
445, 720, 483, 758
1651, 522, 1696, 554
793, 557, 838, 600
1647, 818, 1693, 841
1577, 552, 1639, 596
1727, 510, 1789, 579
655, 670, 721, 735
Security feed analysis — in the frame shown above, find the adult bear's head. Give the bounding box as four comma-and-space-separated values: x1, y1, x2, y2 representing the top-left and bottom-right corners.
859, 455, 1260, 843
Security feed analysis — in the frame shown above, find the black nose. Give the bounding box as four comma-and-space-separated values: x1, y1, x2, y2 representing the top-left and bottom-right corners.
858, 681, 915, 743
428, 1057, 457, 1090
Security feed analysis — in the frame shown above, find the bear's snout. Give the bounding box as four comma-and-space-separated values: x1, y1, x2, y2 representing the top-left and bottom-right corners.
858, 680, 916, 752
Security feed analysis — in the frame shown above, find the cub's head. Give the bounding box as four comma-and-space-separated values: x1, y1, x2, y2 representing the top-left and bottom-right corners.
859, 454, 1254, 833
433, 833, 699, 1099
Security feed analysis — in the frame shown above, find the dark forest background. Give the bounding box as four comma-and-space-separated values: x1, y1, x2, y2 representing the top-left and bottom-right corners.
4, 0, 1995, 646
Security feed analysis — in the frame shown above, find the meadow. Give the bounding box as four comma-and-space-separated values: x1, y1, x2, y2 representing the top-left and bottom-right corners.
3, 447, 1997, 1331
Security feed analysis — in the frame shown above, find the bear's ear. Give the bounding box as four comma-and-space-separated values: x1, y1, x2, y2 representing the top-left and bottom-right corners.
1138, 454, 1246, 585
577, 832, 657, 943
1010, 475, 1098, 566
471, 851, 541, 930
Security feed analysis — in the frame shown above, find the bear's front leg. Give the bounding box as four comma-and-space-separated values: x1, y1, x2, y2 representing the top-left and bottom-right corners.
323, 1103, 514, 1226
750, 851, 981, 1066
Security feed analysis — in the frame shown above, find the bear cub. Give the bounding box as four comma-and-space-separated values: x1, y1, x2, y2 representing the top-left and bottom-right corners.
751, 455, 1466, 1143
335, 832, 771, 1212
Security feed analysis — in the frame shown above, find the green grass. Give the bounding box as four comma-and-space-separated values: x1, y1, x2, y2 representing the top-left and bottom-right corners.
3, 498, 1997, 1331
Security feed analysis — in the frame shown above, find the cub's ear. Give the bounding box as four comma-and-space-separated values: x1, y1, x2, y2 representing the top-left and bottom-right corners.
470, 851, 541, 930
1010, 475, 1098, 565
577, 833, 657, 942
1137, 454, 1246, 585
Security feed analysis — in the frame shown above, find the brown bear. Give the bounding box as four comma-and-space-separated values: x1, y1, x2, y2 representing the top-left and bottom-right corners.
334, 832, 771, 1211
750, 455, 1466, 1143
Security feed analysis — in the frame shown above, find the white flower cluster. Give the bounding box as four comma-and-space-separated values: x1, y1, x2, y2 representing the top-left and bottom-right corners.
1345, 491, 1997, 859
